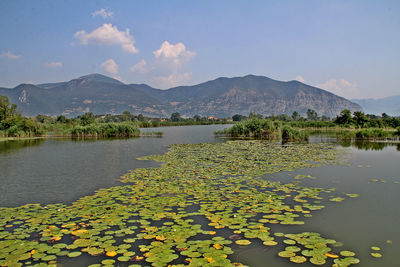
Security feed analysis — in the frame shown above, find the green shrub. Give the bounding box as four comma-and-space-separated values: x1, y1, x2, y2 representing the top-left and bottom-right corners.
71, 123, 140, 137
355, 128, 387, 139
218, 119, 277, 138
281, 126, 308, 141
396, 127, 400, 136
6, 125, 26, 137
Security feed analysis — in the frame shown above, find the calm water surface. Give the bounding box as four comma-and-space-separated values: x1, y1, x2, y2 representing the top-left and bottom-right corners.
0, 125, 399, 267
0, 125, 229, 207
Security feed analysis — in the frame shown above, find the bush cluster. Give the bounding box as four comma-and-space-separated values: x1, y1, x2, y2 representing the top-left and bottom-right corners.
71, 123, 140, 137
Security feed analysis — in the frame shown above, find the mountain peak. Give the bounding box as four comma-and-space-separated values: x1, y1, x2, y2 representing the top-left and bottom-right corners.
77, 73, 124, 85
0, 74, 363, 117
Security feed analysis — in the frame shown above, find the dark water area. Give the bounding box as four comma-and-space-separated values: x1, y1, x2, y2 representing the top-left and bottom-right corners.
1, 125, 399, 266
0, 125, 229, 207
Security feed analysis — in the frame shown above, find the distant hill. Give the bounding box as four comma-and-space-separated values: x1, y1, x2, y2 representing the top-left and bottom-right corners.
0, 73, 362, 118
351, 95, 400, 116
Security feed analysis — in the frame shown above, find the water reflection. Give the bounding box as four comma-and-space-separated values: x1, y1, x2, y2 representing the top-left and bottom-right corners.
0, 138, 45, 154
0, 125, 231, 207
338, 139, 400, 151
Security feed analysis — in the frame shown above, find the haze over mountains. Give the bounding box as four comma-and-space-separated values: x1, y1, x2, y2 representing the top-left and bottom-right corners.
351, 95, 400, 116
0, 74, 362, 118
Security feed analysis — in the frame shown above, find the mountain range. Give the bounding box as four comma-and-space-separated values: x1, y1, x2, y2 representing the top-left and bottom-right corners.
351, 95, 400, 116
0, 74, 362, 118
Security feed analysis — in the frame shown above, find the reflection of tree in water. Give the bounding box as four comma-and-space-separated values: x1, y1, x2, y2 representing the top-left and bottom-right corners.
0, 139, 45, 154
353, 140, 387, 151
338, 139, 399, 151
337, 139, 352, 148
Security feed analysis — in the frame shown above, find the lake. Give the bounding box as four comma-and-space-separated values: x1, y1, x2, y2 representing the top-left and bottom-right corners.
0, 125, 399, 267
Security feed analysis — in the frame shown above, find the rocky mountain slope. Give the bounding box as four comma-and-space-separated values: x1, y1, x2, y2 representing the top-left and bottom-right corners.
0, 74, 362, 117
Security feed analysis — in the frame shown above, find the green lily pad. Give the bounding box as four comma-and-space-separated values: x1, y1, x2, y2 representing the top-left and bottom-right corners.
283, 239, 296, 245
102, 259, 116, 265
340, 250, 356, 257
278, 251, 296, 258
263, 240, 278, 246
235, 240, 251, 245
290, 255, 307, 263
285, 246, 301, 252
118, 256, 131, 262
67, 251, 82, 258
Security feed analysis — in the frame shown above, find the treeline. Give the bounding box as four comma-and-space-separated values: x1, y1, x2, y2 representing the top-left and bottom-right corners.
0, 96, 44, 137
0, 95, 230, 138
233, 109, 400, 129
217, 109, 400, 140
217, 118, 400, 141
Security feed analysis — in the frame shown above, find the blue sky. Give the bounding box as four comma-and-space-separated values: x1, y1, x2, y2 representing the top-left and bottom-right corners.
0, 0, 399, 99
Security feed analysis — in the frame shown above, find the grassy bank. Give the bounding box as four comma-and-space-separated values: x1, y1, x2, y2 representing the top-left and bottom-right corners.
216, 119, 399, 141
215, 119, 309, 141
70, 123, 140, 138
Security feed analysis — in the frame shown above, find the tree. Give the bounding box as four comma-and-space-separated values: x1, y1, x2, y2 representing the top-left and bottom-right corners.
170, 112, 182, 122
306, 109, 318, 121
36, 114, 55, 124
193, 115, 202, 122
275, 114, 292, 121
320, 115, 330, 121
382, 113, 390, 119
137, 114, 145, 122
232, 114, 246, 121
335, 109, 352, 125
56, 115, 68, 123
291, 111, 302, 121
248, 112, 263, 120
79, 112, 95, 126
353, 111, 368, 128
121, 111, 133, 122
0, 95, 19, 122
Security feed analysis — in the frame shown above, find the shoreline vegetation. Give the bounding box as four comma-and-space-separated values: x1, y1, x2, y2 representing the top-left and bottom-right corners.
214, 110, 400, 141
1, 95, 400, 140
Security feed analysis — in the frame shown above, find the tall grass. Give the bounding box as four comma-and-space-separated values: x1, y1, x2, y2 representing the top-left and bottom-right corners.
71, 123, 140, 137
215, 119, 309, 141
287, 121, 336, 128
355, 128, 388, 139
281, 126, 308, 141
215, 119, 278, 138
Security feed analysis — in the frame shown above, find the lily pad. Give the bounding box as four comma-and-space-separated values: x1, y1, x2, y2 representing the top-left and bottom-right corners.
278, 251, 296, 258
67, 251, 82, 258
290, 255, 307, 263
235, 240, 251, 245
340, 250, 356, 257
263, 240, 278, 246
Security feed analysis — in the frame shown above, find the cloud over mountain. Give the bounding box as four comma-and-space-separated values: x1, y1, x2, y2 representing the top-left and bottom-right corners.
74, 24, 138, 54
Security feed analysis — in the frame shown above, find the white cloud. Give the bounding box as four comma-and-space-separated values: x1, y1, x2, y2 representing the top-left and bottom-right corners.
295, 75, 305, 83
153, 41, 196, 68
317, 79, 362, 99
129, 41, 196, 88
0, 51, 20, 59
152, 73, 192, 88
130, 59, 149, 74
101, 59, 119, 76
91, 8, 113, 19
44, 61, 62, 68
74, 24, 138, 54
